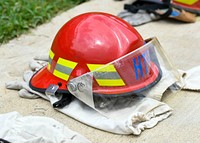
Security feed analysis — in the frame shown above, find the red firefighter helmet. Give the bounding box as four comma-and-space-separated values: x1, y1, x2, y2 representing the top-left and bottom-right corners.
29, 12, 160, 96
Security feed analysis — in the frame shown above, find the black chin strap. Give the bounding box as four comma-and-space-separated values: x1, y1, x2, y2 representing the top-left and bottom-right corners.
0, 139, 11, 143
53, 93, 74, 108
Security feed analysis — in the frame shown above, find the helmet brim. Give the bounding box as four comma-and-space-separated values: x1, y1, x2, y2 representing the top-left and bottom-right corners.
29, 62, 161, 95
92, 62, 161, 96
29, 66, 69, 93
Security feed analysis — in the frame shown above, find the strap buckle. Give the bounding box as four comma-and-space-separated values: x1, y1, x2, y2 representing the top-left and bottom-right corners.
45, 84, 59, 96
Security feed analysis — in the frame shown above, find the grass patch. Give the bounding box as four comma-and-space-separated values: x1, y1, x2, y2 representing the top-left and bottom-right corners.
0, 0, 88, 44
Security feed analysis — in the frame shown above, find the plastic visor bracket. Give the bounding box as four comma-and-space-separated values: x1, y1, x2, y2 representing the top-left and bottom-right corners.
68, 73, 95, 107
67, 37, 183, 119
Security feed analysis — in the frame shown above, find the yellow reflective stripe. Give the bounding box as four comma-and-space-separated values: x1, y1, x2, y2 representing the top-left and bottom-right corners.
96, 79, 125, 86
174, 0, 198, 5
47, 63, 51, 70
57, 58, 77, 69
48, 50, 55, 70
49, 50, 55, 59
87, 64, 125, 86
87, 64, 116, 72
53, 69, 70, 81
52, 58, 77, 81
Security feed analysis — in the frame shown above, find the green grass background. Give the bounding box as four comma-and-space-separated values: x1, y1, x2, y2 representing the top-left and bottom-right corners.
0, 0, 87, 44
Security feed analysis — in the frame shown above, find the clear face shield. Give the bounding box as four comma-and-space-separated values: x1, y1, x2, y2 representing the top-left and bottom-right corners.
67, 37, 183, 119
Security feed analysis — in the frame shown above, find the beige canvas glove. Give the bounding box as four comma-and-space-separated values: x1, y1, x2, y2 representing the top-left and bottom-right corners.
6, 70, 47, 100
180, 66, 200, 91
118, 10, 160, 26
119, 1, 196, 26
6, 57, 174, 135
0, 112, 91, 143
144, 66, 182, 101
6, 57, 49, 100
